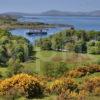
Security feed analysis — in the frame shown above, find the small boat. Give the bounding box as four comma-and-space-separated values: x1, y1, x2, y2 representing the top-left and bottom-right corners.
26, 29, 47, 35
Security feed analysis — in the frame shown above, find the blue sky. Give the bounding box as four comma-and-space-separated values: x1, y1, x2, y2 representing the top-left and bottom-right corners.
0, 0, 100, 13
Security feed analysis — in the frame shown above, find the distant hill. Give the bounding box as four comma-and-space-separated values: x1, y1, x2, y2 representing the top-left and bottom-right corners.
40, 10, 85, 16
88, 10, 100, 16
40, 10, 100, 16
0, 12, 33, 18
1, 10, 100, 17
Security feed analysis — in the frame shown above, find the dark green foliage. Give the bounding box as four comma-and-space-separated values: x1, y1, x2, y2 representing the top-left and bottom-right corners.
12, 45, 25, 62
0, 29, 34, 66
0, 46, 8, 66
87, 41, 100, 54
41, 38, 52, 50
36, 29, 100, 55
74, 40, 87, 53
51, 33, 65, 50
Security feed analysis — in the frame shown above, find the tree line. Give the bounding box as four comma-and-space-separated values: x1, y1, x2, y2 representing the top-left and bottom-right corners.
36, 29, 100, 54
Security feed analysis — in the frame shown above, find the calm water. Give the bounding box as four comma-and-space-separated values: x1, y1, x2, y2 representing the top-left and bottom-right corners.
10, 27, 66, 43
10, 16, 100, 43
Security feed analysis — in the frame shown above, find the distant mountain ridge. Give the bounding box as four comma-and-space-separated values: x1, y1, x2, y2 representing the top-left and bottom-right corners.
40, 10, 100, 16
1, 10, 100, 17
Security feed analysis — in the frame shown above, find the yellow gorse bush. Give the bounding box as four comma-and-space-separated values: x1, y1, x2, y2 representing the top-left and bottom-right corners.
68, 64, 100, 78
83, 77, 100, 95
48, 77, 78, 94
0, 73, 45, 98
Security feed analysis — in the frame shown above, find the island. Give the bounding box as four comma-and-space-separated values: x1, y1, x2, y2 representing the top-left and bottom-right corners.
0, 15, 73, 30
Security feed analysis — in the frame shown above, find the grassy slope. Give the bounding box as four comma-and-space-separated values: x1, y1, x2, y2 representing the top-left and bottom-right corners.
21, 47, 100, 91
0, 47, 100, 77
22, 47, 100, 73
17, 48, 100, 100
0, 48, 100, 100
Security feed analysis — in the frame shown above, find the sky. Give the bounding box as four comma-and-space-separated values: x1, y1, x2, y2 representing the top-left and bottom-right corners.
0, 0, 100, 13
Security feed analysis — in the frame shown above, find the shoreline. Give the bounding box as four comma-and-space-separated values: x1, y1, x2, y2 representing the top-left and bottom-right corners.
0, 23, 73, 30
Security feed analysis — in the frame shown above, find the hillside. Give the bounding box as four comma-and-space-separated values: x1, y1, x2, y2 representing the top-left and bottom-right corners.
1, 10, 100, 16
40, 10, 100, 16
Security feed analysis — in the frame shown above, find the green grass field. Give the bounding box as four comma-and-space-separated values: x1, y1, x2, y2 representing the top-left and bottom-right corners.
21, 47, 100, 74
0, 47, 100, 77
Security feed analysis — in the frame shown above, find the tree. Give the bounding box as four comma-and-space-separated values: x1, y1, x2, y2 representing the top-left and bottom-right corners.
0, 29, 34, 67
88, 30, 97, 40
51, 33, 65, 51
0, 46, 8, 66
87, 41, 100, 54
12, 45, 25, 62
65, 42, 75, 51
74, 40, 87, 53
41, 38, 52, 50
95, 41, 100, 54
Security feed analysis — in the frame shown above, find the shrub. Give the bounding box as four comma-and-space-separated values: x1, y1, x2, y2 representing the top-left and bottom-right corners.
0, 74, 45, 98
68, 65, 100, 78
68, 69, 86, 78
94, 87, 100, 96
87, 64, 100, 73
43, 62, 68, 78
57, 90, 78, 100
77, 90, 88, 100
83, 77, 100, 95
57, 90, 88, 100
48, 78, 78, 95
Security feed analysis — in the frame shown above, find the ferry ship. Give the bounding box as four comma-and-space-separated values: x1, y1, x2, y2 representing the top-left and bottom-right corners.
26, 29, 47, 35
